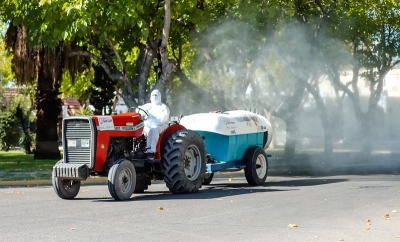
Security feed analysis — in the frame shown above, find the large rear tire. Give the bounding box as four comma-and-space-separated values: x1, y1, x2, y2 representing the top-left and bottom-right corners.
244, 146, 268, 186
108, 159, 136, 200
52, 160, 81, 199
162, 130, 206, 194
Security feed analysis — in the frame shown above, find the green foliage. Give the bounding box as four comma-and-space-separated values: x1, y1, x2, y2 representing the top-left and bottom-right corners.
74, 104, 93, 116
0, 108, 21, 151
0, 23, 15, 92
89, 65, 116, 115
15, 104, 33, 154
60, 68, 94, 105
0, 86, 35, 152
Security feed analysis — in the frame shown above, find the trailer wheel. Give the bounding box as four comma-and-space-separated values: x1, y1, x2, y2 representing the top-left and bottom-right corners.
52, 160, 81, 199
202, 172, 214, 185
108, 159, 136, 200
162, 130, 206, 193
244, 146, 268, 186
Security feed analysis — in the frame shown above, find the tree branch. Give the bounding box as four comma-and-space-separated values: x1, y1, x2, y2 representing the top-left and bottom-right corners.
105, 37, 125, 75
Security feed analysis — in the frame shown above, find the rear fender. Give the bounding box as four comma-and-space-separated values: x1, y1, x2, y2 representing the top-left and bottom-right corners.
155, 124, 186, 160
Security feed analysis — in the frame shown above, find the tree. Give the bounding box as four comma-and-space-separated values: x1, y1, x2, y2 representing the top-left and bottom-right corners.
329, 0, 400, 155
4, 23, 90, 159
89, 64, 117, 115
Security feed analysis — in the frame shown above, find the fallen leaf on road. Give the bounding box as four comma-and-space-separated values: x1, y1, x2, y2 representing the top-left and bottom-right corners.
70, 228, 76, 230
365, 219, 371, 222
382, 214, 390, 219
392, 210, 397, 213
287, 224, 298, 228
82, 190, 89, 192
231, 200, 234, 203
26, 184, 32, 187
157, 207, 164, 210
363, 227, 370, 230
339, 239, 344, 241
16, 190, 22, 195
396, 235, 400, 238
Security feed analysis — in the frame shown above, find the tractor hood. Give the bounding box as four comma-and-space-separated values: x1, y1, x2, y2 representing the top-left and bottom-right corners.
180, 110, 273, 148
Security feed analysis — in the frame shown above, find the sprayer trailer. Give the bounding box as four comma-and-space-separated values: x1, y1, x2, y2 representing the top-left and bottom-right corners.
180, 110, 273, 185
52, 109, 272, 200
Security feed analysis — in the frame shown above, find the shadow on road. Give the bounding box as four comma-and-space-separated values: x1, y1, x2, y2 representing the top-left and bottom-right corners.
268, 178, 348, 187
87, 178, 347, 202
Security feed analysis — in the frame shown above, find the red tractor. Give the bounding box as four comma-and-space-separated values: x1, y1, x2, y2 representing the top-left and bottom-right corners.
52, 109, 207, 200
53, 109, 272, 200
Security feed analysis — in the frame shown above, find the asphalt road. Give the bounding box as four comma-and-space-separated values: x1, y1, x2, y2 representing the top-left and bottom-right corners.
1, 173, 399, 242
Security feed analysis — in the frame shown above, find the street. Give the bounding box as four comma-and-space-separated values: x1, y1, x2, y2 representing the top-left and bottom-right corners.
1, 173, 399, 242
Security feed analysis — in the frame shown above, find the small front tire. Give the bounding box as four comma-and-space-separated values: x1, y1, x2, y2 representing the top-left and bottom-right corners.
108, 159, 136, 200
52, 160, 81, 199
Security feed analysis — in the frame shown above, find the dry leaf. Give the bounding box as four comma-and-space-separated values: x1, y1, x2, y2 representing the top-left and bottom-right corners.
157, 207, 164, 210
392, 210, 397, 213
382, 214, 390, 219
339, 239, 344, 241
82, 190, 89, 193
288, 224, 298, 228
396, 236, 400, 238
70, 228, 76, 230
26, 184, 32, 187
363, 227, 370, 230
231, 200, 234, 203
16, 190, 22, 195
365, 219, 371, 222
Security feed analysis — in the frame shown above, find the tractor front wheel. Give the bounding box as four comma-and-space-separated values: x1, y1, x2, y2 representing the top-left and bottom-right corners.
162, 130, 206, 193
244, 146, 268, 186
108, 159, 136, 200
52, 160, 81, 199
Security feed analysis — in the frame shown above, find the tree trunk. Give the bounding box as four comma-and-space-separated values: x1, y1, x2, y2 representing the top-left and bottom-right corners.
304, 81, 333, 163
34, 48, 62, 160
34, 84, 62, 159
283, 116, 297, 163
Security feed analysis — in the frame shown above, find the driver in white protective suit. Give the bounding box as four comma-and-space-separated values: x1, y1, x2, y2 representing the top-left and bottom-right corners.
138, 89, 170, 160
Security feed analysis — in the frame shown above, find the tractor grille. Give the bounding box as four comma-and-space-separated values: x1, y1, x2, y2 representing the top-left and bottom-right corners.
63, 117, 96, 169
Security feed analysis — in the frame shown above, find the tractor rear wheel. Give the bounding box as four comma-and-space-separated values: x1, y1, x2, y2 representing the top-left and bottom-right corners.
52, 160, 81, 199
162, 130, 206, 193
108, 159, 136, 200
244, 146, 268, 186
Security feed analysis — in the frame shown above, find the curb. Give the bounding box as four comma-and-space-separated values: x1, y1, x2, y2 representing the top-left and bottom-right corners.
0, 171, 245, 187
0, 177, 108, 187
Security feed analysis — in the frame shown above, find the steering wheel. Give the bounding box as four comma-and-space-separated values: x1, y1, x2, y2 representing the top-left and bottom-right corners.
135, 107, 149, 120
